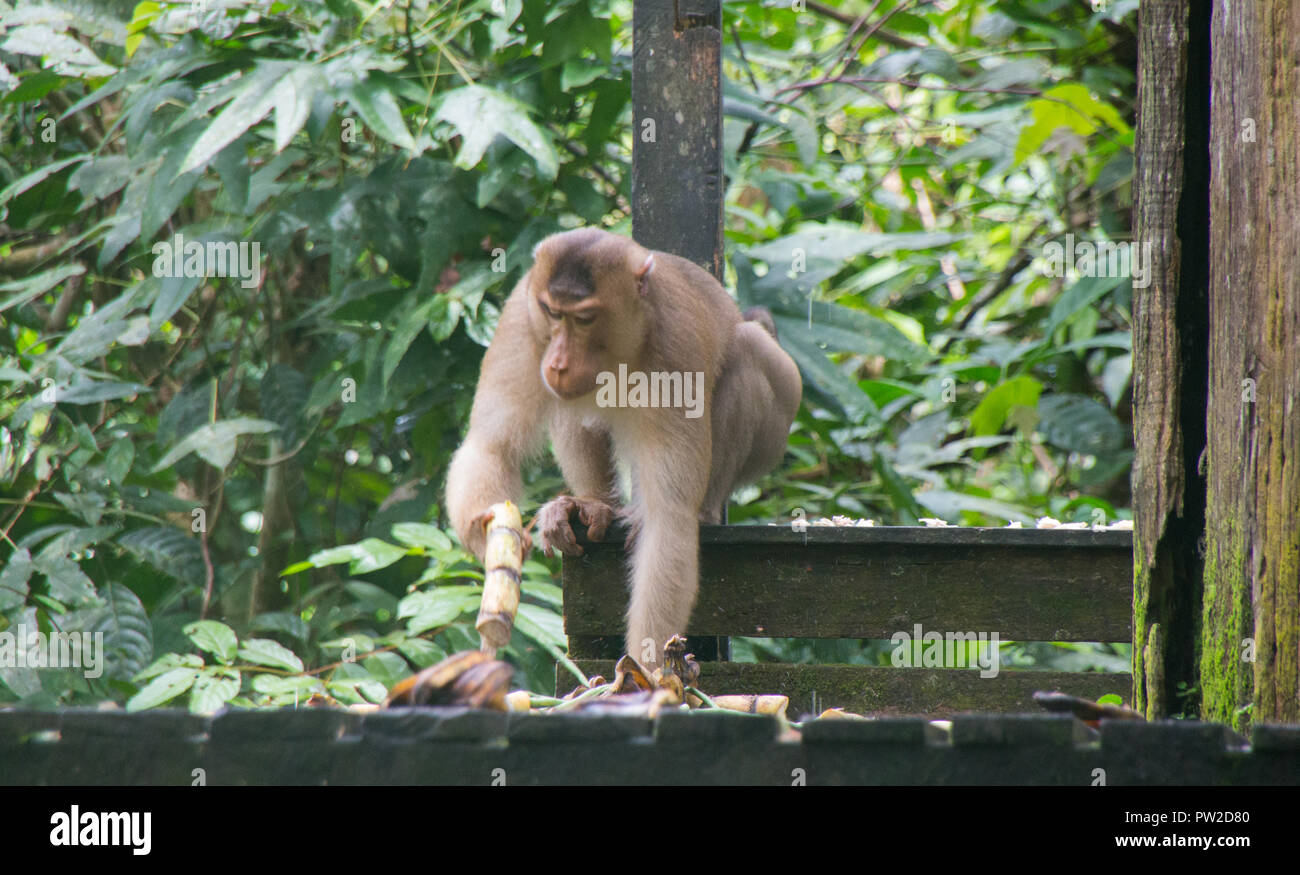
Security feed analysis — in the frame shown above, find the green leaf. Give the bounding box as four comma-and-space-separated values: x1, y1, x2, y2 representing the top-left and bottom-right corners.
36, 555, 97, 605
303, 538, 408, 575
237, 637, 304, 672
180, 63, 298, 175
0, 263, 85, 314
1037, 394, 1125, 455
513, 602, 565, 650
0, 548, 33, 612
398, 585, 480, 635
383, 296, 437, 387
57, 378, 148, 405
184, 620, 238, 664
87, 582, 153, 682
189, 667, 240, 714
397, 637, 446, 669
251, 674, 324, 697
969, 376, 1043, 437
521, 580, 562, 609
133, 652, 203, 684
152, 417, 279, 471
0, 155, 86, 211
126, 667, 199, 711
117, 527, 204, 588
434, 84, 557, 179
150, 272, 201, 329
390, 523, 452, 551
105, 439, 134, 483
271, 64, 320, 151
1043, 273, 1126, 340
1015, 83, 1131, 163
343, 75, 416, 151
513, 604, 585, 685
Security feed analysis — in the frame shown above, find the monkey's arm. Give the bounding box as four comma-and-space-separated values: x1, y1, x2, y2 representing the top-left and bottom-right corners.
445, 289, 548, 558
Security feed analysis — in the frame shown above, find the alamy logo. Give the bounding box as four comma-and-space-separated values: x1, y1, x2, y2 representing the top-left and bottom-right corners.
50, 806, 151, 855
595, 364, 705, 419
1042, 233, 1152, 289
890, 623, 1001, 678
0, 623, 104, 678
151, 233, 261, 289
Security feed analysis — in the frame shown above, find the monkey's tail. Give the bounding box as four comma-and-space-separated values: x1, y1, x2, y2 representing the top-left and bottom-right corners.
742, 306, 778, 340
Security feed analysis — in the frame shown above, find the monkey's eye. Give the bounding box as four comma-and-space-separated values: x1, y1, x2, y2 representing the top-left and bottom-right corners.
538, 301, 558, 320
572, 313, 597, 326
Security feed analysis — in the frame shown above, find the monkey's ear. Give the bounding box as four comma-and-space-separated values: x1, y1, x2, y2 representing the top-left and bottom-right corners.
636, 253, 655, 296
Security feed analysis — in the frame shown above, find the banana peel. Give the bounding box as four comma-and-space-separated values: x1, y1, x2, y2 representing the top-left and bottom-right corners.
384, 650, 513, 709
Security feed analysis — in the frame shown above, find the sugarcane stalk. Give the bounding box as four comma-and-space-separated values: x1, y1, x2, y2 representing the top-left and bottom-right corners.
475, 501, 524, 655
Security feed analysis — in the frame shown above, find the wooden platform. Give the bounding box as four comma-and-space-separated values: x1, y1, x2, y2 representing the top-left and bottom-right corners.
4, 707, 1295, 786
561, 524, 1134, 714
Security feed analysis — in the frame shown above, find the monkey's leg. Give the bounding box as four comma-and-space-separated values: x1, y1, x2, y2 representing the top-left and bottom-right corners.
702, 320, 803, 521
537, 414, 619, 556
623, 423, 709, 665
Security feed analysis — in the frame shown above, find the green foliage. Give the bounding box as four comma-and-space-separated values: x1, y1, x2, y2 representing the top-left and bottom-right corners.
1, 0, 1137, 705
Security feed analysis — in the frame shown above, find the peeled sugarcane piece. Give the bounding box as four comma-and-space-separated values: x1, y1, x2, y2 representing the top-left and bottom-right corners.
712, 695, 790, 719
383, 650, 513, 709
475, 501, 525, 654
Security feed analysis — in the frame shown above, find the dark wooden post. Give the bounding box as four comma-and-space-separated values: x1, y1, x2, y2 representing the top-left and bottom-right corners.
1131, 0, 1210, 720
632, 0, 724, 280
606, 0, 727, 661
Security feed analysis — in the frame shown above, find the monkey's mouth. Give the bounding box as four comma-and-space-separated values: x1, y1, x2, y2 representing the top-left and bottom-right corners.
543, 371, 597, 401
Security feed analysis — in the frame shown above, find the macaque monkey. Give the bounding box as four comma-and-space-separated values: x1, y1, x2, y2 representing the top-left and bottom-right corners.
445, 228, 801, 661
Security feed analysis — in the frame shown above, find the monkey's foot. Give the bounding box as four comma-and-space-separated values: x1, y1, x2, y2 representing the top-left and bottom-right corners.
535, 495, 615, 557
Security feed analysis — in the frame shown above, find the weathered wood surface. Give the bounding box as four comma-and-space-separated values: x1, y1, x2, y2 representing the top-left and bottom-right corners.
1132, 0, 1209, 719
562, 661, 1131, 717
564, 525, 1133, 645
1205, 0, 1300, 726
632, 0, 723, 278
4, 708, 1294, 786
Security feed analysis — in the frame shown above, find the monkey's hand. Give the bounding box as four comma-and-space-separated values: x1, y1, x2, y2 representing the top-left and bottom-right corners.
468, 508, 533, 555
535, 495, 615, 557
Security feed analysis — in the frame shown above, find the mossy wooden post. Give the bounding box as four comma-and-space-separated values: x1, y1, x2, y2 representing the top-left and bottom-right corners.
1131, 0, 1210, 720
1203, 1, 1300, 727
1135, 0, 1300, 729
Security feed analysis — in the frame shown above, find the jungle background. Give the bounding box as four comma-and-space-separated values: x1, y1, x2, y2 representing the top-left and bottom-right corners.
0, 0, 1137, 710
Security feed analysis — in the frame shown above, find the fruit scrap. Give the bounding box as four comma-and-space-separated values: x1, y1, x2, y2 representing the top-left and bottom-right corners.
712, 695, 790, 719
384, 650, 513, 710
1032, 690, 1143, 727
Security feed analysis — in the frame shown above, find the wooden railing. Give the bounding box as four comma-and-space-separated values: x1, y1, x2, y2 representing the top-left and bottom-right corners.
560, 525, 1133, 715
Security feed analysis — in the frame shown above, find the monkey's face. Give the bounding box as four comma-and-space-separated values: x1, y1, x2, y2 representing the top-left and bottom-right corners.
529, 230, 653, 400
535, 292, 606, 400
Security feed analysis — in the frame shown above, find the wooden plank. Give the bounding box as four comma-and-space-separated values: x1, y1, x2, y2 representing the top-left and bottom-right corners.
631, 0, 724, 279
563, 525, 1134, 642
559, 661, 1132, 717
